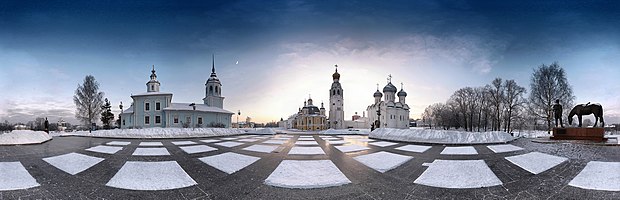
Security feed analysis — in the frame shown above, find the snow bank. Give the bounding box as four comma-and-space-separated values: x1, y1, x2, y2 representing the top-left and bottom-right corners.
319, 129, 370, 135
513, 130, 551, 138
245, 128, 276, 135
60, 128, 245, 139
0, 130, 52, 145
370, 128, 516, 144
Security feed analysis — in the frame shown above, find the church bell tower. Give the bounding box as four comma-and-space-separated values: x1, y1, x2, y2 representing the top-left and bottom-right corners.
329, 65, 345, 129
203, 54, 225, 108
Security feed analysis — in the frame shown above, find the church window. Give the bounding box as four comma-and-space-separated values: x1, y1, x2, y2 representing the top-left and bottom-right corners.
332, 90, 335, 95
151, 85, 154, 91
122, 120, 125, 126
198, 117, 203, 125
174, 116, 179, 124
145, 102, 150, 111
155, 116, 161, 124
209, 86, 213, 94
337, 90, 340, 95
186, 116, 191, 124
156, 102, 161, 110
145, 116, 150, 125
215, 86, 219, 94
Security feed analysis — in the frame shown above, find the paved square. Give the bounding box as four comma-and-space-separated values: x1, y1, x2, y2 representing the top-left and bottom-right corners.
354, 151, 412, 173
505, 152, 567, 174
288, 146, 325, 155
569, 161, 620, 191
334, 145, 370, 153
220, 137, 238, 140
396, 145, 432, 153
0, 162, 40, 191
295, 141, 319, 145
414, 160, 502, 188
43, 153, 105, 175
132, 148, 171, 156
86, 145, 123, 154
327, 140, 348, 145
171, 141, 197, 145
107, 141, 131, 146
368, 141, 398, 147
297, 137, 316, 141
355, 138, 376, 142
214, 141, 244, 147
264, 160, 351, 189
179, 145, 217, 154
440, 146, 478, 155
139, 142, 164, 146
199, 152, 260, 174
486, 144, 523, 153
243, 144, 279, 153
106, 161, 197, 190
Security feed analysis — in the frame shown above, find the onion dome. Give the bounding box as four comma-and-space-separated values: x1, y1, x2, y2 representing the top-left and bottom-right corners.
373, 89, 383, 97
332, 66, 340, 80
397, 89, 407, 97
383, 82, 397, 93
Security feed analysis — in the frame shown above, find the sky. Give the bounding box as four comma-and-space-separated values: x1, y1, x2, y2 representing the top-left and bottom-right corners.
1, 0, 619, 125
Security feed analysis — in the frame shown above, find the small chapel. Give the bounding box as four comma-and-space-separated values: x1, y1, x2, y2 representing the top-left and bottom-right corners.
119, 56, 234, 129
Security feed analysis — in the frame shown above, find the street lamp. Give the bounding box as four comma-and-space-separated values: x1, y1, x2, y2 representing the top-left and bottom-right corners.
237, 110, 241, 129
189, 103, 196, 130
376, 107, 381, 128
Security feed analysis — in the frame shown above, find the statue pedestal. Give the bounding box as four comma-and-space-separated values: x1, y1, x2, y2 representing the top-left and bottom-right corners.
552, 128, 606, 142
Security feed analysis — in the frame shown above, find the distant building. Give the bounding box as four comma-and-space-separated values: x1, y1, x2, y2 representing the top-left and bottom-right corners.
328, 66, 345, 129
282, 98, 327, 131
366, 76, 410, 129
120, 56, 234, 129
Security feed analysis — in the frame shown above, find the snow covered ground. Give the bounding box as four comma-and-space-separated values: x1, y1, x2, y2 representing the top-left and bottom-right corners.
0, 130, 53, 145
319, 129, 370, 135
59, 128, 245, 139
244, 128, 276, 135
370, 128, 516, 144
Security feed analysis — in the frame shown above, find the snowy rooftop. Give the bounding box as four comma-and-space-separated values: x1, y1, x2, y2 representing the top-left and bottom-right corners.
164, 103, 234, 114
131, 92, 173, 97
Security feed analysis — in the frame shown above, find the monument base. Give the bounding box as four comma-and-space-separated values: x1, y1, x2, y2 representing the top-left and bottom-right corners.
552, 128, 606, 142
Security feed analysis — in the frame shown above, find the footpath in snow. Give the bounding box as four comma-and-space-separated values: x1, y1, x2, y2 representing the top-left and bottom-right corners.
60, 128, 245, 139
370, 128, 516, 145
0, 130, 53, 145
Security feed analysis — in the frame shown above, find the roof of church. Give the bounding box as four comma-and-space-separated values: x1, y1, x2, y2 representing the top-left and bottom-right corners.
374, 89, 383, 97
398, 89, 407, 97
383, 82, 398, 93
131, 92, 173, 97
164, 103, 234, 114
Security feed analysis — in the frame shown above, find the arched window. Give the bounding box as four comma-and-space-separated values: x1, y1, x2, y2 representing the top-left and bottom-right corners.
209, 86, 213, 94
337, 90, 340, 95
215, 86, 219, 94
151, 85, 154, 91
332, 90, 335, 95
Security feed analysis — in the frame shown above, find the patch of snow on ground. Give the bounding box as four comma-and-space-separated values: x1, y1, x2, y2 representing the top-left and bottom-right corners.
0, 130, 52, 145
199, 152, 260, 174
319, 129, 370, 135
179, 145, 217, 154
514, 130, 551, 138
264, 160, 351, 189
86, 145, 123, 154
107, 141, 131, 146
263, 140, 287, 145
486, 144, 524, 153
440, 146, 478, 155
288, 147, 325, 155
370, 128, 515, 144
214, 141, 244, 148
106, 161, 196, 190
246, 128, 277, 135
43, 153, 104, 175
295, 141, 319, 145
297, 137, 316, 141
569, 161, 620, 191
200, 139, 220, 143
139, 142, 163, 146
334, 145, 370, 153
395, 145, 432, 153
414, 160, 502, 188
238, 138, 259, 142
219, 137, 238, 140
0, 162, 40, 191
505, 152, 568, 174
320, 137, 339, 140
326, 140, 348, 145
299, 136, 313, 138
171, 141, 197, 145
132, 148, 171, 156
354, 138, 376, 142
368, 141, 398, 147
242, 145, 278, 153
354, 151, 412, 173
62, 128, 245, 139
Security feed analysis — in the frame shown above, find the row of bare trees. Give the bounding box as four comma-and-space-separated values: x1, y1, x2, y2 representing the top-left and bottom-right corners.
423, 62, 575, 133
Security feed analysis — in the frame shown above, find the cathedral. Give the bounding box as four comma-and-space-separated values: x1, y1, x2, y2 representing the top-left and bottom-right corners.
366, 76, 410, 129
294, 98, 328, 131
120, 56, 234, 129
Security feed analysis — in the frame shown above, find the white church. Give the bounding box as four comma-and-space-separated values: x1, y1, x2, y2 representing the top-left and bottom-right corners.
366, 76, 410, 129
119, 56, 234, 129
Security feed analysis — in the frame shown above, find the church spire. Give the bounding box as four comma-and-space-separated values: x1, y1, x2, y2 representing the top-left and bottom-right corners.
211, 54, 215, 74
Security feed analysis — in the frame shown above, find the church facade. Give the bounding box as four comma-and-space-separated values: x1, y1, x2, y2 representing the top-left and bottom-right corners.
366, 76, 410, 129
294, 98, 327, 131
120, 58, 234, 129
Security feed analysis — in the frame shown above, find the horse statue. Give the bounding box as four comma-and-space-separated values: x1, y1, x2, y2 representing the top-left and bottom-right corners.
568, 103, 604, 127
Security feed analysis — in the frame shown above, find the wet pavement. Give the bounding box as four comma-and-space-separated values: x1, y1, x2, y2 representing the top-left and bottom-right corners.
0, 134, 619, 199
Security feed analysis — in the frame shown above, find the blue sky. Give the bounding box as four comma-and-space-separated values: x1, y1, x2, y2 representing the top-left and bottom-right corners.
1, 0, 619, 124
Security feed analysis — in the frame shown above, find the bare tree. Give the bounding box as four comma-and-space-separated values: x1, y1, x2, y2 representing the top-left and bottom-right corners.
528, 62, 575, 133
487, 78, 505, 131
503, 79, 526, 134
73, 75, 105, 132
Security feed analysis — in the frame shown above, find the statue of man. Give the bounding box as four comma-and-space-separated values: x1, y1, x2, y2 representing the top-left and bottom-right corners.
552, 99, 564, 128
